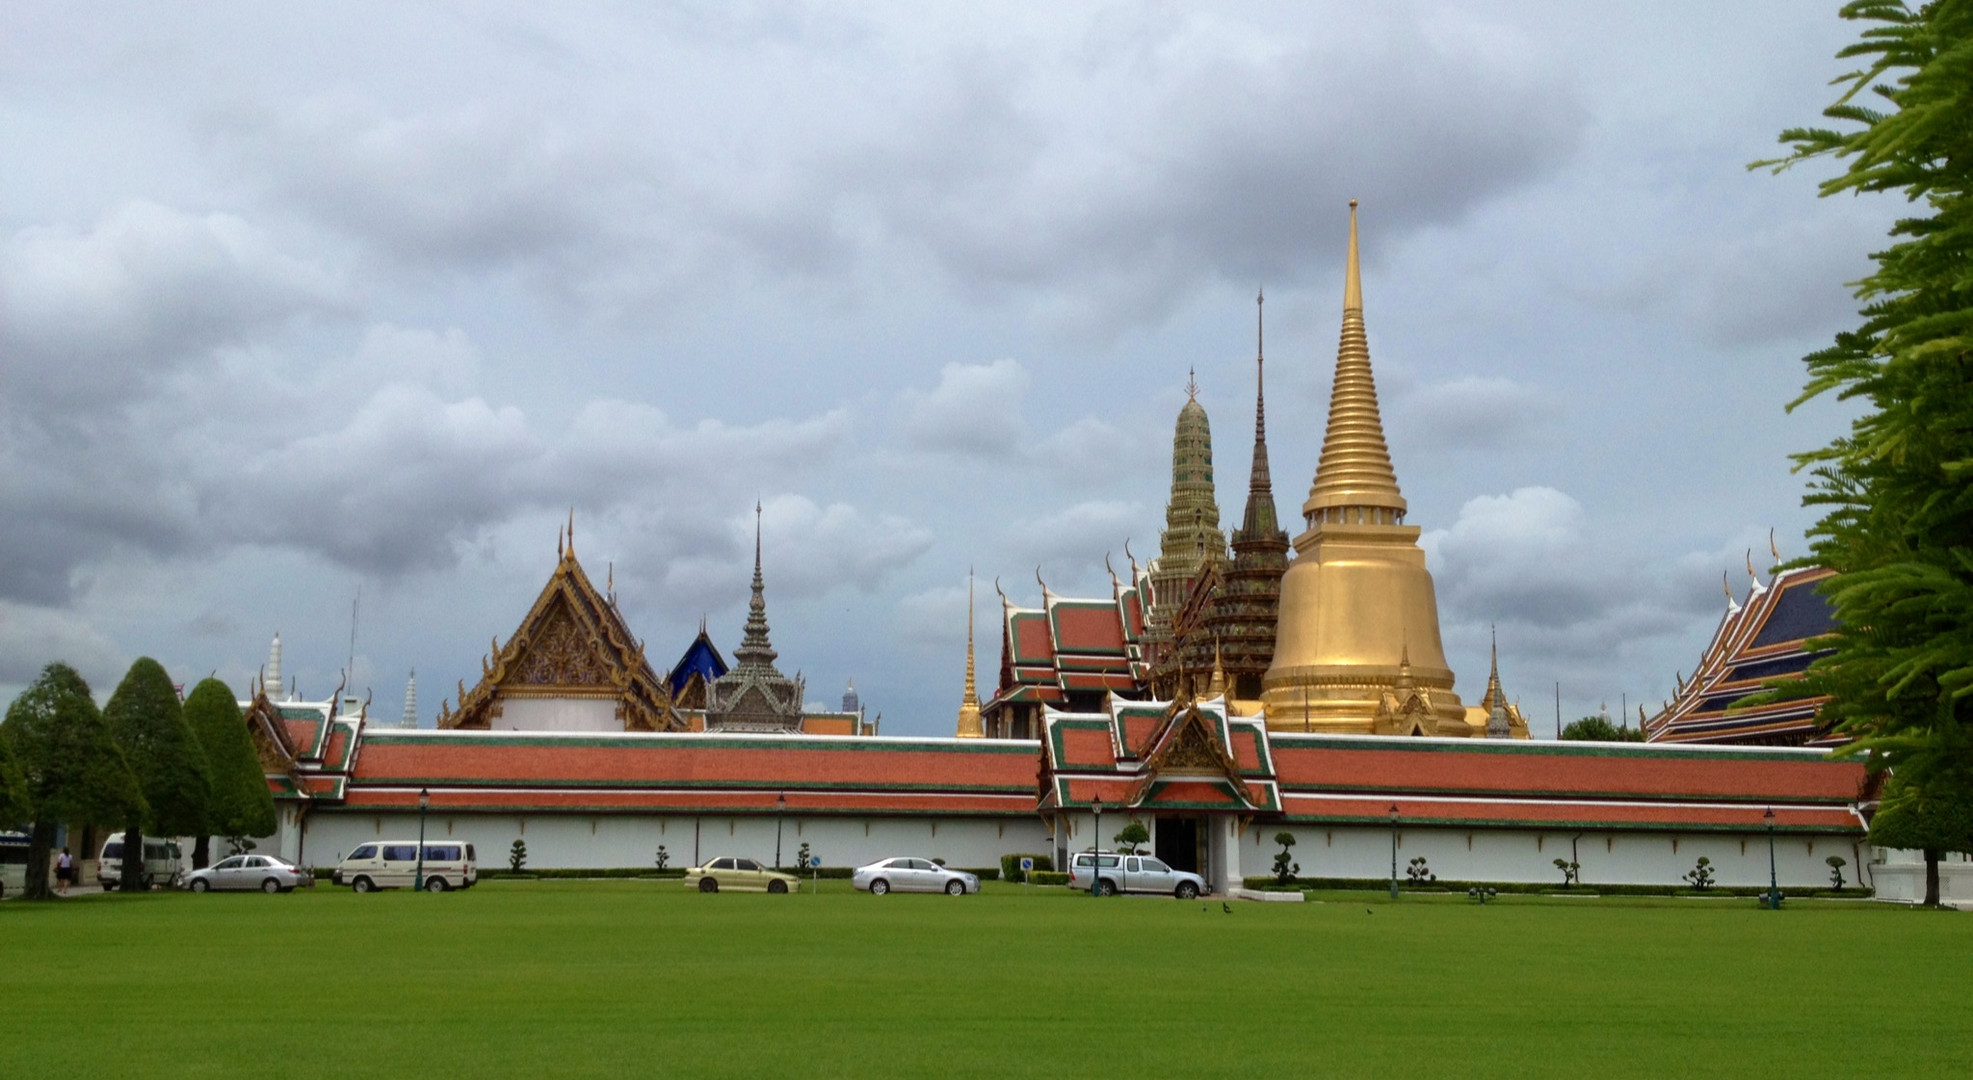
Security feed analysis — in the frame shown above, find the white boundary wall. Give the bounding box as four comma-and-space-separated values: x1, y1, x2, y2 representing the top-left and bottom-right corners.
1233, 823, 1870, 889
299, 811, 1053, 873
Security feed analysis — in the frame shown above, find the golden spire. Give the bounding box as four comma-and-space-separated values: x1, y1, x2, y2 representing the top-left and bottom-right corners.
1208, 639, 1227, 698
1303, 199, 1407, 524
956, 570, 984, 738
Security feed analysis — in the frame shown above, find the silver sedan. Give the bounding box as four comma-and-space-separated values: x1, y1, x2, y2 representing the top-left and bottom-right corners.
852, 857, 979, 896
183, 854, 310, 893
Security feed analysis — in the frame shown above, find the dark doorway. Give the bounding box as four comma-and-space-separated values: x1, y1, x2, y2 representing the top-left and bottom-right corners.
1156, 817, 1202, 875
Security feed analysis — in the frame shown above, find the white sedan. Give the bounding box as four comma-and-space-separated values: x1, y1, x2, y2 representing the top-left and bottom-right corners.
852, 857, 979, 896
183, 854, 309, 893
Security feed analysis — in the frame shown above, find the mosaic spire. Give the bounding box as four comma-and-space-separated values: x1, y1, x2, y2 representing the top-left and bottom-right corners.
1148, 374, 1225, 652
401, 669, 418, 728
1239, 288, 1280, 541
1303, 200, 1407, 524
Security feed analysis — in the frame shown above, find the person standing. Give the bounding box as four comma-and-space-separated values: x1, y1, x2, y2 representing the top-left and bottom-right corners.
55, 847, 73, 896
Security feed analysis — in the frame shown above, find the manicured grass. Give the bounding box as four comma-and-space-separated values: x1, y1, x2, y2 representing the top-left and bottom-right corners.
2, 881, 1965, 1078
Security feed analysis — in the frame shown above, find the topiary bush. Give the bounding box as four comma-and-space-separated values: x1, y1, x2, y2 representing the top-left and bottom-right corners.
1000, 853, 1053, 883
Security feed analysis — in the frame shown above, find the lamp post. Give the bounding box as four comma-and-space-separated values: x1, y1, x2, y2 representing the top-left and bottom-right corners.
1765, 806, 1779, 910
415, 788, 430, 892
775, 791, 787, 871
1388, 804, 1400, 900
1091, 795, 1104, 896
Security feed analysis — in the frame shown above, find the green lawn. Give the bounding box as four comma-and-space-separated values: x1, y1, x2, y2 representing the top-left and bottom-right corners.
1, 881, 1964, 1078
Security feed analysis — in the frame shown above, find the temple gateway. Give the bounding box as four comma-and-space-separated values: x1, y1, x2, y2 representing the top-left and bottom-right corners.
230, 204, 1889, 896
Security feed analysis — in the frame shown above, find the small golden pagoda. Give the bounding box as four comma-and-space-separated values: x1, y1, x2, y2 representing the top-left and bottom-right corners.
955, 573, 985, 738
1261, 201, 1473, 735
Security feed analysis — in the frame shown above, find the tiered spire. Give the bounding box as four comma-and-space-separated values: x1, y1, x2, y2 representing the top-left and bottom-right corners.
956, 571, 984, 738
732, 502, 779, 673
401, 669, 418, 728
1239, 289, 1280, 542
264, 633, 283, 700
1303, 200, 1407, 525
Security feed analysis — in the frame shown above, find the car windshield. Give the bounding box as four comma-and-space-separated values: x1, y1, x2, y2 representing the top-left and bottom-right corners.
350, 846, 377, 860
103, 842, 123, 859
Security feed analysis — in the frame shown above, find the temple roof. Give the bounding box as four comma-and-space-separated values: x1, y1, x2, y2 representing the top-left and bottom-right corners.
440, 526, 679, 732
986, 571, 1151, 713
666, 626, 730, 698
1647, 566, 1837, 746
1039, 696, 1280, 814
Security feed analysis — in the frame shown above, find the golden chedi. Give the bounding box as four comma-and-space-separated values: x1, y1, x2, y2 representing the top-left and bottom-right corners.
1261, 201, 1474, 736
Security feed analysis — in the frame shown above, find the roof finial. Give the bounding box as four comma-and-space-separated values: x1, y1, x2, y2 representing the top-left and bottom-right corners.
556, 523, 563, 560
754, 500, 763, 573
1186, 366, 1198, 402
566, 508, 574, 556
1344, 198, 1362, 311
1769, 527, 1780, 563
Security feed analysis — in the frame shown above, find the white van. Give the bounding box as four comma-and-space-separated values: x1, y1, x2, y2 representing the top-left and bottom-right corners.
98, 836, 183, 890
333, 841, 477, 892
0, 831, 28, 898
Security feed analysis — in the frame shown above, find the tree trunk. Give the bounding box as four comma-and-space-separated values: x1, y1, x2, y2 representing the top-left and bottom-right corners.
121, 824, 145, 892
192, 834, 210, 871
24, 820, 55, 901
1924, 848, 1940, 907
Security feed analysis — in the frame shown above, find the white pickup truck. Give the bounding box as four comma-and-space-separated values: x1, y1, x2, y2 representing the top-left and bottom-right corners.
1068, 851, 1205, 899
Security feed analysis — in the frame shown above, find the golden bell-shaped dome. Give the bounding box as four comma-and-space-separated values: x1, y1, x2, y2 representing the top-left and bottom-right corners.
1261, 202, 1472, 735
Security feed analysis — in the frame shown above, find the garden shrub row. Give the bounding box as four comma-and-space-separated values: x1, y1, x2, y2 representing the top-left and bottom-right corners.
1000, 853, 1054, 883
1241, 875, 1872, 898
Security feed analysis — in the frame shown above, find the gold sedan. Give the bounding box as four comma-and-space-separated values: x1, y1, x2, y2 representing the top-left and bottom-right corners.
682, 855, 801, 894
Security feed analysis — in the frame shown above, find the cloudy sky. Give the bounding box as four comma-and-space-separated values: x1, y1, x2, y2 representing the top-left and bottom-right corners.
0, 3, 1894, 734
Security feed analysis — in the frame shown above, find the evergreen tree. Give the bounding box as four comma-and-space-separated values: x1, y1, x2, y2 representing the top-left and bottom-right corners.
1559, 715, 1645, 742
181, 677, 276, 870
1868, 773, 1973, 905
1758, 3, 1973, 826
104, 658, 211, 891
1, 663, 146, 900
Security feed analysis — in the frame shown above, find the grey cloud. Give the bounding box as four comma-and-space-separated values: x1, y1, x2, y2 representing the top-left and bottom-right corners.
900, 359, 1030, 457
206, 9, 1583, 329
1393, 376, 1558, 452
1688, 213, 1881, 348
0, 601, 125, 687
0, 201, 346, 410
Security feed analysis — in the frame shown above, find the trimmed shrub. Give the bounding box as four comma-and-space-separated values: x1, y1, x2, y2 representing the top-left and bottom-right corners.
1000, 853, 1053, 883
1028, 871, 1071, 886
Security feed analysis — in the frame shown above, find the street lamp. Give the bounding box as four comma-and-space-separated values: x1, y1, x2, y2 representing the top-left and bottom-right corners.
1764, 806, 1779, 910
1090, 795, 1104, 896
415, 788, 430, 892
775, 791, 787, 870
1388, 804, 1400, 900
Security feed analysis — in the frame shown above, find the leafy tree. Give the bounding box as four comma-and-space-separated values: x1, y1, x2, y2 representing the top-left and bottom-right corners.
509, 838, 527, 873
1553, 857, 1581, 887
1405, 857, 1436, 885
0, 726, 29, 828
1826, 855, 1849, 889
105, 658, 211, 891
1755, 3, 1973, 852
1113, 820, 1149, 855
654, 843, 667, 871
181, 678, 276, 870
1271, 831, 1299, 885
1560, 715, 1645, 742
1, 663, 146, 900
1868, 773, 1973, 906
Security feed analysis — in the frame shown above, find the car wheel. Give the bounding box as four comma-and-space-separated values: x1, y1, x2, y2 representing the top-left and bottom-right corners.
1175, 881, 1199, 900
426, 877, 449, 892
698, 877, 719, 893
945, 880, 965, 896
262, 878, 281, 894
869, 878, 890, 895
190, 879, 210, 893
767, 879, 788, 894
352, 876, 374, 893
1095, 879, 1117, 897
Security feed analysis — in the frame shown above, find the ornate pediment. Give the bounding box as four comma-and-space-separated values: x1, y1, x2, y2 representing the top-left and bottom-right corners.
440, 532, 680, 731
1127, 699, 1252, 808
508, 602, 616, 691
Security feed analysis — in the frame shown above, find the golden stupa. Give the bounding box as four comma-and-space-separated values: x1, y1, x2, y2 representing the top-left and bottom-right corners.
1261, 201, 1476, 736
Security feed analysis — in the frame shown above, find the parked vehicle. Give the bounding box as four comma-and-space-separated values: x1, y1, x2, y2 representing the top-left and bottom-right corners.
97, 835, 183, 890
682, 856, 800, 894
183, 853, 308, 893
0, 831, 28, 898
1068, 851, 1204, 899
333, 841, 478, 892
852, 857, 979, 896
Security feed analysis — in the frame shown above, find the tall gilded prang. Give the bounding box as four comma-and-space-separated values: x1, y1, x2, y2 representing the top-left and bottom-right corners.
1261, 202, 1472, 735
